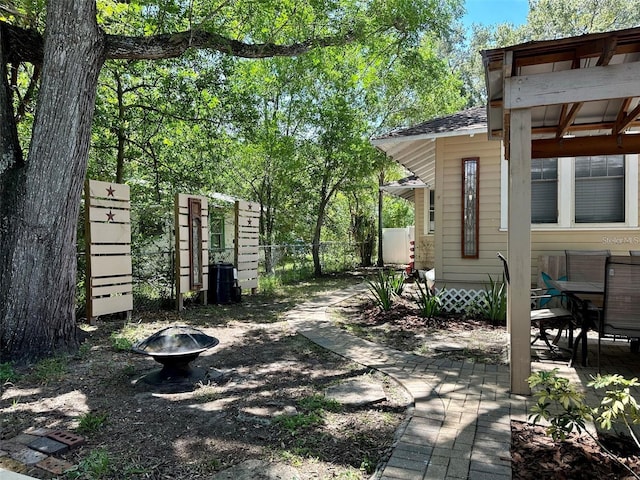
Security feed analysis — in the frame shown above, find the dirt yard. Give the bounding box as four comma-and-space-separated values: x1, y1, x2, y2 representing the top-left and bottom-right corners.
2, 274, 640, 479
0, 277, 409, 479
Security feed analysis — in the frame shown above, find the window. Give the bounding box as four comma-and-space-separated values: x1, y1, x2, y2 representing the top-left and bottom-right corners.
429, 190, 435, 233
500, 153, 637, 230
531, 158, 558, 224
575, 155, 624, 223
462, 158, 479, 258
210, 213, 225, 250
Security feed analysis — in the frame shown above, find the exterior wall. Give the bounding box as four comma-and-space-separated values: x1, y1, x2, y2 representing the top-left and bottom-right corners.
413, 188, 435, 269
434, 134, 505, 289
406, 132, 640, 293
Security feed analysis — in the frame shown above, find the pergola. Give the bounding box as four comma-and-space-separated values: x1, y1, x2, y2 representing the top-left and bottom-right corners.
482, 27, 640, 394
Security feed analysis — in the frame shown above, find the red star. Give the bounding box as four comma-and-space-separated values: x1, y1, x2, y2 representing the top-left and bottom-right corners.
106, 210, 115, 222
106, 185, 115, 197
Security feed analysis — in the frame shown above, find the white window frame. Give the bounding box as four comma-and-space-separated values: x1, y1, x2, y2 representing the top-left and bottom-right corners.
500, 153, 638, 230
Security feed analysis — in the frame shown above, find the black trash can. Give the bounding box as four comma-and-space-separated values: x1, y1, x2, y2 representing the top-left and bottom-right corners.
209, 263, 234, 304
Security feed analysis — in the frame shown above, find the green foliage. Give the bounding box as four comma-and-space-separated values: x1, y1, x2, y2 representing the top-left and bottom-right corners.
413, 281, 444, 320
66, 448, 112, 479
529, 369, 640, 477
474, 275, 506, 323
589, 374, 640, 448
77, 412, 109, 434
276, 394, 341, 435
298, 394, 341, 413
33, 357, 68, 384
0, 362, 18, 383
528, 369, 594, 441
110, 333, 133, 352
367, 270, 405, 311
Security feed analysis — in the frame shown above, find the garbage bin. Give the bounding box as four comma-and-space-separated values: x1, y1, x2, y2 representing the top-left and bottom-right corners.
209, 263, 234, 304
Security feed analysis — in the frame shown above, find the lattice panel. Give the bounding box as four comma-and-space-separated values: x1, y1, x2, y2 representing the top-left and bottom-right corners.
440, 288, 484, 313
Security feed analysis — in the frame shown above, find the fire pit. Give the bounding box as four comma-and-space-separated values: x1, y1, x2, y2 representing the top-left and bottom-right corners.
132, 325, 220, 390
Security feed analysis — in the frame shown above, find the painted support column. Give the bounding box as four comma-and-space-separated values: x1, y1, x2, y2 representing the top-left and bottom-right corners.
508, 108, 532, 395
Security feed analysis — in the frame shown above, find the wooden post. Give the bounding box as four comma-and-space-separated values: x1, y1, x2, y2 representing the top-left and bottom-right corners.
508, 108, 532, 395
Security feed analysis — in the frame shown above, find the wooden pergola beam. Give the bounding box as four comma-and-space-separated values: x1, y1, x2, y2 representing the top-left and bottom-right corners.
532, 133, 640, 158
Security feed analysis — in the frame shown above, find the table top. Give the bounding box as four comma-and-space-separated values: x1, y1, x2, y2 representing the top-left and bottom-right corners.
548, 279, 604, 295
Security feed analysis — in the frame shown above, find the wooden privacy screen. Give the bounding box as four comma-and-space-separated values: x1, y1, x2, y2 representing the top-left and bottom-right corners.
175, 194, 209, 310
235, 200, 260, 293
85, 180, 133, 324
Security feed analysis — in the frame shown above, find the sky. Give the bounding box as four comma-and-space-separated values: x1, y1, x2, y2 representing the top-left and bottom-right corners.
462, 0, 529, 28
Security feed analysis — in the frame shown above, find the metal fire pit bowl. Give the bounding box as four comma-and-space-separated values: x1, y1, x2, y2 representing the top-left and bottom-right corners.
132, 325, 220, 391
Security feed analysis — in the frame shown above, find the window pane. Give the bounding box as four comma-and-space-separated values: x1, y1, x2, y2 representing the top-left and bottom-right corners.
462, 158, 479, 258
608, 155, 624, 176
575, 155, 625, 223
532, 181, 557, 223
575, 157, 590, 177
531, 159, 557, 224
590, 156, 607, 176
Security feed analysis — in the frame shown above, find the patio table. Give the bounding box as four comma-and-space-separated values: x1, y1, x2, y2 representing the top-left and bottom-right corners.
548, 279, 604, 367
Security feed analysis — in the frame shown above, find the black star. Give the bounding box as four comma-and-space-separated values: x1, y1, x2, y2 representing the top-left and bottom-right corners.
106, 185, 115, 197
106, 210, 115, 222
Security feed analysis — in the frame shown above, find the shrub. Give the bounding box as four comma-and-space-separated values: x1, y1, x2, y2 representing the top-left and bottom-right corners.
475, 275, 506, 323
529, 369, 640, 478
367, 270, 404, 312
413, 281, 444, 320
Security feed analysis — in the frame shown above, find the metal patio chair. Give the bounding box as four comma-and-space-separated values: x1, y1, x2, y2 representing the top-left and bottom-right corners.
599, 256, 640, 363
497, 253, 574, 354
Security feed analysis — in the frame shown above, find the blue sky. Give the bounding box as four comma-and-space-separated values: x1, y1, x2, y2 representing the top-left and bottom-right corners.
462, 0, 529, 27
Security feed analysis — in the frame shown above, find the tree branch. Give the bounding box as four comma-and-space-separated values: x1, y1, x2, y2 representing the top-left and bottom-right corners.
105, 29, 356, 60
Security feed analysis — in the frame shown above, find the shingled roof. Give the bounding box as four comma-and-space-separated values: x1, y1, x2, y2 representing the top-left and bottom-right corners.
373, 106, 487, 140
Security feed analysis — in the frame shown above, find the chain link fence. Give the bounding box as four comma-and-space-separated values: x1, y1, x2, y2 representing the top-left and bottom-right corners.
76, 241, 364, 317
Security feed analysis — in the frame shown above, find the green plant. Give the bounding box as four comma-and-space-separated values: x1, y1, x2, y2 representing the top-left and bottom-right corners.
275, 394, 341, 435
366, 270, 404, 312
110, 333, 133, 352
77, 411, 109, 434
0, 362, 18, 383
413, 281, 444, 320
298, 394, 341, 413
589, 374, 640, 448
476, 275, 506, 323
65, 448, 112, 479
33, 356, 68, 384
528, 369, 640, 479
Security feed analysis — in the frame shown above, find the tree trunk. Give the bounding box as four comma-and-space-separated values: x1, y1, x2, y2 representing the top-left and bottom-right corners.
0, 2, 104, 363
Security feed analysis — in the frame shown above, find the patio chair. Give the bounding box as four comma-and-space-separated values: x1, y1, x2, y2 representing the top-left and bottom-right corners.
497, 253, 574, 354
565, 249, 610, 310
599, 255, 640, 362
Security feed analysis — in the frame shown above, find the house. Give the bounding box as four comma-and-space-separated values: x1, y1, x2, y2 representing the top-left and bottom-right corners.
372, 105, 640, 298
374, 26, 640, 394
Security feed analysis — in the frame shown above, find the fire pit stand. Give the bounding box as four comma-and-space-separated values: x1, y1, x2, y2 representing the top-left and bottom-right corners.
131, 325, 221, 391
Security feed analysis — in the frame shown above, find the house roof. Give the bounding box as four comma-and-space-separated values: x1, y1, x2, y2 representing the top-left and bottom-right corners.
371, 106, 486, 142
371, 107, 487, 184
482, 26, 640, 158
380, 175, 427, 202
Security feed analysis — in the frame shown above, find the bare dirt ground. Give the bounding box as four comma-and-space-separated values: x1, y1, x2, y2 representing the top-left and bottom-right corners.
0, 276, 409, 480
3, 274, 640, 479
330, 286, 640, 480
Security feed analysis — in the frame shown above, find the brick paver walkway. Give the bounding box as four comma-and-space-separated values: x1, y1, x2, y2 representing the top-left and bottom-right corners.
285, 284, 531, 480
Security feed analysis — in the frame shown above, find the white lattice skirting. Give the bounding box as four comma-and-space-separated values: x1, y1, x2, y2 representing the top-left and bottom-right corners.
440, 288, 484, 313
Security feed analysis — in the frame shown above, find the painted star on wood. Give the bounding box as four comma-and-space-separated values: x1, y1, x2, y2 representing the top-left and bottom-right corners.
106, 210, 116, 222
106, 185, 115, 197
247, 218, 252, 226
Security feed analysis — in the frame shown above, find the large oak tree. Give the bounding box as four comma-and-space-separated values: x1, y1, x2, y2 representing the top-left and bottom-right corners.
0, 0, 460, 363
